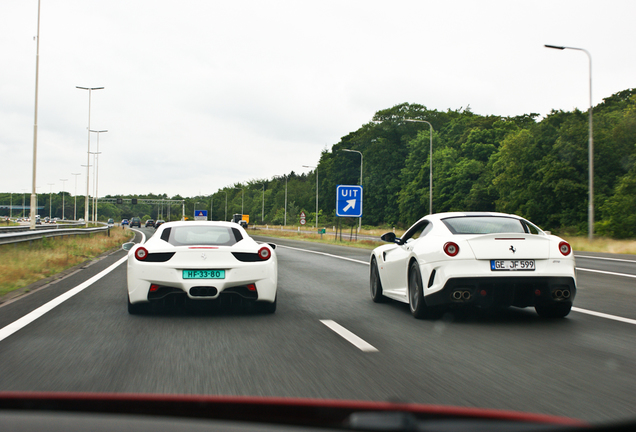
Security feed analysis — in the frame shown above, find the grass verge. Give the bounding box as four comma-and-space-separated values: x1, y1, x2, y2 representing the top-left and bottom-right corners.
0, 228, 134, 298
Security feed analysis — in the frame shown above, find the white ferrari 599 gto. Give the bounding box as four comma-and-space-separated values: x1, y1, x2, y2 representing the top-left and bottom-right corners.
123, 221, 277, 314
370, 212, 576, 319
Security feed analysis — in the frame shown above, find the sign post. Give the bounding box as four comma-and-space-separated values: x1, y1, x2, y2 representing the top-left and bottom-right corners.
300, 211, 306, 226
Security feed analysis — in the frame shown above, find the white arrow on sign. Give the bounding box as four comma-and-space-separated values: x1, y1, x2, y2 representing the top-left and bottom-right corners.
343, 199, 356, 212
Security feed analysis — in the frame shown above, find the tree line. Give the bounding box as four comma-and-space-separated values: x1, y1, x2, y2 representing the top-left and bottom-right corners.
3, 88, 635, 238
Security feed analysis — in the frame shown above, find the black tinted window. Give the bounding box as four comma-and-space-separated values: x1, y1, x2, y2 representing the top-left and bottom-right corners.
442, 216, 526, 234
168, 226, 238, 246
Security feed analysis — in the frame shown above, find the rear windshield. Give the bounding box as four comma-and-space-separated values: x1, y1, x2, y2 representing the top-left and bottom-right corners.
442, 216, 532, 235
168, 225, 241, 246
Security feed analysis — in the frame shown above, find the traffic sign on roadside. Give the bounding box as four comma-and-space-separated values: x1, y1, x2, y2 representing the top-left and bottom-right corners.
336, 185, 363, 217
194, 210, 208, 221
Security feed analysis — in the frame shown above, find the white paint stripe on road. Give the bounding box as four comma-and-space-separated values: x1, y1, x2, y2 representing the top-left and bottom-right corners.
320, 320, 378, 352
0, 229, 144, 344
572, 307, 636, 326
278, 245, 369, 265
576, 267, 636, 279
0, 256, 128, 343
575, 254, 636, 264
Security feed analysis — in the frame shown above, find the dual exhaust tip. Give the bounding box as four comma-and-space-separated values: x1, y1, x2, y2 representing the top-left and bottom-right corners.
553, 289, 571, 300
452, 290, 472, 301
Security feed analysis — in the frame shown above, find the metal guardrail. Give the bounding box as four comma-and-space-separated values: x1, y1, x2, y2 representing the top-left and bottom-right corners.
0, 223, 84, 234
0, 225, 110, 246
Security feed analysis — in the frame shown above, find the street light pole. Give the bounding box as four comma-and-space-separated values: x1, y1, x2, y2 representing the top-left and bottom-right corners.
284, 176, 287, 227
342, 149, 363, 231
47, 183, 54, 218
76, 86, 104, 227
29, 0, 42, 230
90, 129, 107, 222
59, 178, 68, 220
303, 165, 318, 229
71, 172, 81, 220
404, 119, 434, 214
545, 44, 594, 240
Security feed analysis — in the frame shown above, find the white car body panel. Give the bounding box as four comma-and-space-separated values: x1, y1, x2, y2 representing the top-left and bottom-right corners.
127, 221, 277, 305
371, 212, 576, 314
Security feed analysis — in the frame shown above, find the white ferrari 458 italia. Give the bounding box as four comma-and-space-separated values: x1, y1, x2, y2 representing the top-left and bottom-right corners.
123, 221, 277, 314
370, 212, 576, 319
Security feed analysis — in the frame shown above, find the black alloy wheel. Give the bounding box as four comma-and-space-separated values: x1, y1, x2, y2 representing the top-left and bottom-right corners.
370, 257, 388, 303
408, 260, 428, 319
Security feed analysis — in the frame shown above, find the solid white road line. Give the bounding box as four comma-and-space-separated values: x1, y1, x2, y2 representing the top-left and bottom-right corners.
0, 256, 127, 343
575, 254, 636, 264
572, 307, 636, 326
320, 319, 378, 352
278, 245, 369, 265
0, 229, 145, 344
576, 267, 636, 279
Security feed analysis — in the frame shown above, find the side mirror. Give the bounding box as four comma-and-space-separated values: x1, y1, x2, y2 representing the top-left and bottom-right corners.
380, 232, 395, 243
122, 242, 135, 251
380, 232, 403, 245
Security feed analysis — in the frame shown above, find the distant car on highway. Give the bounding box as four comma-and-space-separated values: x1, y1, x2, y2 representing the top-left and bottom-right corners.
121, 219, 129, 226
370, 212, 576, 319
154, 219, 165, 229
145, 219, 155, 227
107, 218, 115, 227
130, 217, 141, 228
123, 221, 278, 315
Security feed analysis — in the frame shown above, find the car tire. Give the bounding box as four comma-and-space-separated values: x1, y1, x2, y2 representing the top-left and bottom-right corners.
257, 296, 277, 314
127, 294, 149, 315
535, 302, 572, 318
408, 260, 429, 319
370, 257, 388, 303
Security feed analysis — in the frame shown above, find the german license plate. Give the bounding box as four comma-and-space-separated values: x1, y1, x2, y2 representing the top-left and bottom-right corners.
490, 260, 535, 271
182, 270, 225, 279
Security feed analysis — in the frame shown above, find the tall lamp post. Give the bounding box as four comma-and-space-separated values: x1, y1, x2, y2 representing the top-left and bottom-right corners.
90, 129, 107, 222
342, 149, 363, 231
71, 172, 81, 220
76, 86, 104, 227
404, 119, 434, 214
303, 165, 318, 229
59, 178, 68, 220
29, 0, 42, 230
47, 183, 54, 218
545, 44, 594, 240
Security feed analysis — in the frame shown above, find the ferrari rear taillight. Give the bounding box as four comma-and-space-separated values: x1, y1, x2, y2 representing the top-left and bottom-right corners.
149, 284, 160, 292
443, 242, 459, 257
247, 283, 256, 292
135, 247, 148, 261
558, 241, 571, 256
258, 246, 271, 261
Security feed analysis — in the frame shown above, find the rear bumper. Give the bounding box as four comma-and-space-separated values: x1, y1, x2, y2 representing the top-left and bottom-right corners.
424, 276, 576, 308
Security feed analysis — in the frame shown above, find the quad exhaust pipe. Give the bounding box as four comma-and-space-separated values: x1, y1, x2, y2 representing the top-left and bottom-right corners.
452, 290, 472, 301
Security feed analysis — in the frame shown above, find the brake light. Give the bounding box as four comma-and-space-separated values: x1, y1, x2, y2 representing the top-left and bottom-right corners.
135, 247, 148, 261
444, 242, 459, 257
247, 283, 256, 292
258, 246, 271, 260
558, 241, 571, 256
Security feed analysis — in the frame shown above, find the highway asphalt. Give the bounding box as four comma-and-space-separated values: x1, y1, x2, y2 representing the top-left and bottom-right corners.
0, 227, 634, 424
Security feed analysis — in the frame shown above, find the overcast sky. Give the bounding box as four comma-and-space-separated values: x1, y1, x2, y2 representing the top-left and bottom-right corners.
1, 0, 635, 199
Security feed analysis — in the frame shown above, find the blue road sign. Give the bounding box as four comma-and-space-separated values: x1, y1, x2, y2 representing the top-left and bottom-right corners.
336, 185, 363, 217
194, 210, 208, 220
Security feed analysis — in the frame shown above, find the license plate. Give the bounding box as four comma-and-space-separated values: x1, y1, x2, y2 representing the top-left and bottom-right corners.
490, 260, 535, 271
182, 270, 225, 279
